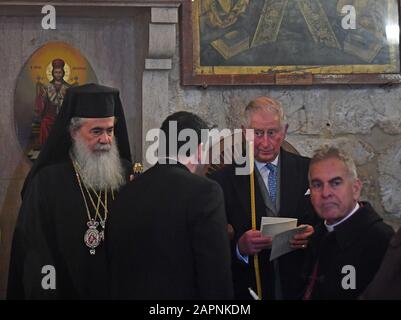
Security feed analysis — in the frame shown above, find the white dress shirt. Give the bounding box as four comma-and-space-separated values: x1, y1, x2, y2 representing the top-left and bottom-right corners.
254, 155, 279, 192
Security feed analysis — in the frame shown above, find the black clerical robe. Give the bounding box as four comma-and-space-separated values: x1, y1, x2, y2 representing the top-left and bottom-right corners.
302, 202, 394, 300
360, 227, 401, 299
7, 160, 130, 299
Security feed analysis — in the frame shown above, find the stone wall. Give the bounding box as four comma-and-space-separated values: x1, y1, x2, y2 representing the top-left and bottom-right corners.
168, 28, 401, 229
0, 8, 149, 298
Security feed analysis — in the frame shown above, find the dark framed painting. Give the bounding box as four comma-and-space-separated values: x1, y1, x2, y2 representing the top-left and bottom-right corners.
181, 0, 401, 85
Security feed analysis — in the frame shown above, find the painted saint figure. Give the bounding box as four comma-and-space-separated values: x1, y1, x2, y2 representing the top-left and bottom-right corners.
35, 58, 72, 146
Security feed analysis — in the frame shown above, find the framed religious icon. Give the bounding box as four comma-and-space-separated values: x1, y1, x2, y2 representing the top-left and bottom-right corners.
181, 0, 401, 85
14, 41, 98, 161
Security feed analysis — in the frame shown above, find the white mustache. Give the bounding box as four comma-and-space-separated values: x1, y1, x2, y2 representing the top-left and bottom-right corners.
94, 143, 111, 151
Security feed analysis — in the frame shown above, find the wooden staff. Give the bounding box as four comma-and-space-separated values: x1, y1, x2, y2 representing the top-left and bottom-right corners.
249, 141, 262, 299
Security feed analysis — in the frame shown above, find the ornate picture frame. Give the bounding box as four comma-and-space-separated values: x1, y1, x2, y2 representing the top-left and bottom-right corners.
181, 0, 401, 85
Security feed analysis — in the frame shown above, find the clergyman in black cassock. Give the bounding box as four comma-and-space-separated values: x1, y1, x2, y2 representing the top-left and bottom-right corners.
302, 146, 394, 300
7, 84, 132, 299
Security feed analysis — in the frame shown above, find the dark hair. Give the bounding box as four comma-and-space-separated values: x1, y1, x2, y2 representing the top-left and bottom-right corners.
309, 145, 358, 182
159, 111, 209, 158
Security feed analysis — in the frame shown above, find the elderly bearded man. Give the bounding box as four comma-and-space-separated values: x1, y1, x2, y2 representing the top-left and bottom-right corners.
7, 83, 132, 299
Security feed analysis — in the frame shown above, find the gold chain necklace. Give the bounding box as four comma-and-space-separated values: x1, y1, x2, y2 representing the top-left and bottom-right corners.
71, 156, 112, 255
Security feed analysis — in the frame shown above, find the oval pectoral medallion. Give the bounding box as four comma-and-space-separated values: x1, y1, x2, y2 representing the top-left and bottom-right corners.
84, 219, 103, 255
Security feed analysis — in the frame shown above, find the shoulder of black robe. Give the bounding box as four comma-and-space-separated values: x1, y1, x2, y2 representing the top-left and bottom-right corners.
8, 164, 67, 299
21, 83, 132, 198
9, 157, 131, 300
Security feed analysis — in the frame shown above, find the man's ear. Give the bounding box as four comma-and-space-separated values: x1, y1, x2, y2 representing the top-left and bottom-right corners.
353, 178, 362, 201
283, 123, 289, 136
70, 129, 77, 140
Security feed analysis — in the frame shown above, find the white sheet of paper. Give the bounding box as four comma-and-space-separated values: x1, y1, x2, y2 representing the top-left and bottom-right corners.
270, 225, 308, 261
260, 217, 298, 237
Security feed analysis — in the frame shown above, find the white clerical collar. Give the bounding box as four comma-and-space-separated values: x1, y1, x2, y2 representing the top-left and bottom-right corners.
254, 155, 279, 171
325, 202, 360, 232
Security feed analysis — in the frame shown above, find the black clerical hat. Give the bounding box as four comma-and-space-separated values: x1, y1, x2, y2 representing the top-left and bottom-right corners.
21, 83, 132, 197
70, 83, 117, 118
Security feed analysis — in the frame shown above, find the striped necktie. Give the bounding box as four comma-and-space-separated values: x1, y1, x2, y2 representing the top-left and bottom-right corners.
265, 162, 277, 207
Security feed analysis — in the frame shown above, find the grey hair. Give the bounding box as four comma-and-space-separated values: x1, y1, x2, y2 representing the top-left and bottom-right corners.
69, 117, 87, 133
243, 96, 287, 128
309, 145, 358, 181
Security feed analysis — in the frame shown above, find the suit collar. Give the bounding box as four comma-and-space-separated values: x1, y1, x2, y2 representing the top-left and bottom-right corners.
155, 161, 190, 172
254, 154, 279, 170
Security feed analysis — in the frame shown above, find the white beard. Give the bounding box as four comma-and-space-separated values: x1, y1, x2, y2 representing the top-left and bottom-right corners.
71, 137, 125, 191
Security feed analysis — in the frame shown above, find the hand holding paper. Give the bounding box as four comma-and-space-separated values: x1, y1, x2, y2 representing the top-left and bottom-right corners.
270, 225, 308, 261
290, 224, 314, 249
238, 230, 272, 256
260, 217, 311, 261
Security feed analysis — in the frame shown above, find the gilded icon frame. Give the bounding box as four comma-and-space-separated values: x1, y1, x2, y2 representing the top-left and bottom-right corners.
181, 0, 401, 86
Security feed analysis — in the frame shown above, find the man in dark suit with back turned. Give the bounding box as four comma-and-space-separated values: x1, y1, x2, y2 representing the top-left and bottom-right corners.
210, 96, 317, 300
107, 111, 233, 299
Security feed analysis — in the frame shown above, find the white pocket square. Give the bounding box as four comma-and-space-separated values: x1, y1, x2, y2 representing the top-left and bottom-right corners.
304, 188, 310, 195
